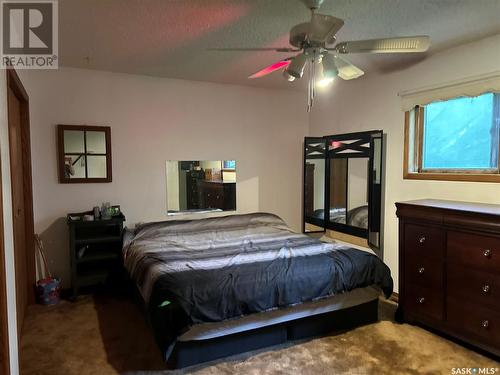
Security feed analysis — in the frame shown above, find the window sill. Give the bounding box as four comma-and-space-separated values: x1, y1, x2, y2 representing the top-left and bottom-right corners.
403, 172, 500, 183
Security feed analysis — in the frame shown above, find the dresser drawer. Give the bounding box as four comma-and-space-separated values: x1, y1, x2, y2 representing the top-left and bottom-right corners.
447, 264, 500, 310
447, 296, 500, 346
405, 284, 443, 321
405, 257, 443, 289
447, 231, 500, 271
404, 224, 444, 259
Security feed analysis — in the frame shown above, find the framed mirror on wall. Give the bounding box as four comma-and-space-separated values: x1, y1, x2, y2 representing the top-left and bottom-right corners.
166, 160, 237, 215
303, 131, 385, 256
57, 125, 112, 183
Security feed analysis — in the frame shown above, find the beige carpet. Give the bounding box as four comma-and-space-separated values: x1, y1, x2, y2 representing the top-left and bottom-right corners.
20, 294, 498, 375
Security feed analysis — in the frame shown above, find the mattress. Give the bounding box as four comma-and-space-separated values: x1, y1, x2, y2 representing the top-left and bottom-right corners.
178, 285, 380, 341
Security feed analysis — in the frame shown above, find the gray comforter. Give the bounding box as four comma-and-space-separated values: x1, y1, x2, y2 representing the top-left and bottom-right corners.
123, 212, 393, 356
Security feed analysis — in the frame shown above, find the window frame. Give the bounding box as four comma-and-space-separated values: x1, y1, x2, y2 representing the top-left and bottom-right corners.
403, 94, 500, 183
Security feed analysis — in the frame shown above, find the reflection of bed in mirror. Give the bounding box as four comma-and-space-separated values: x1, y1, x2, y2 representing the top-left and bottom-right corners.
312, 205, 368, 229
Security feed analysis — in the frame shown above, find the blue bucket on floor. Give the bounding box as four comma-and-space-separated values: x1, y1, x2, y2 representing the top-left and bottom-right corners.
36, 277, 61, 305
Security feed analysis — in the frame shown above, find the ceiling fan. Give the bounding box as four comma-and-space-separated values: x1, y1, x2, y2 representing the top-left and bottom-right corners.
211, 0, 431, 111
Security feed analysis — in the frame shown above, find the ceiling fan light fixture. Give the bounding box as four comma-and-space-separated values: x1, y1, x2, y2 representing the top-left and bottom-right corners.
317, 77, 335, 88
286, 53, 308, 79
283, 70, 296, 82
321, 53, 339, 79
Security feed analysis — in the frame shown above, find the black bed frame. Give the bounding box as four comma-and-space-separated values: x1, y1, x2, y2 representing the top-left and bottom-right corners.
166, 298, 379, 369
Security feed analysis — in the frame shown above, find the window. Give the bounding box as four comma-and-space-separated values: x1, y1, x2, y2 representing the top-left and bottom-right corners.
223, 160, 236, 170
404, 92, 500, 182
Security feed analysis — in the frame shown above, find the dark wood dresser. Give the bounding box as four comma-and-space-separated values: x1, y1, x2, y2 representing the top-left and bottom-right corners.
198, 180, 236, 211
396, 199, 500, 356
186, 170, 204, 209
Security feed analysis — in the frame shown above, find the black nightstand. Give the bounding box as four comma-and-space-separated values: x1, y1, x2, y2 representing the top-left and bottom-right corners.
67, 211, 125, 299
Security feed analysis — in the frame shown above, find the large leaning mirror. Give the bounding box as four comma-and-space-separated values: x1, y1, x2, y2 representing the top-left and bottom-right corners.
166, 160, 236, 215
57, 125, 112, 183
303, 131, 384, 255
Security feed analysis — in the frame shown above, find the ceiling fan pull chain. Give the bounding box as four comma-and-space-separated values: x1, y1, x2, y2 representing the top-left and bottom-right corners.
312, 57, 316, 105
307, 61, 310, 111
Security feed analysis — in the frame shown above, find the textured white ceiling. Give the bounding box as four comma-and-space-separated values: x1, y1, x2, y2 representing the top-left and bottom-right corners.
59, 0, 500, 90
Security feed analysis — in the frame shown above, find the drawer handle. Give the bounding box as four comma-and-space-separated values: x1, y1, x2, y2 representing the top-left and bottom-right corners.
418, 236, 426, 244
483, 249, 492, 258
418, 267, 425, 275
482, 284, 491, 294
481, 320, 489, 329
418, 297, 425, 304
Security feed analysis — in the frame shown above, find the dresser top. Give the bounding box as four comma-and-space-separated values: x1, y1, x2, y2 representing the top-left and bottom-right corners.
396, 199, 500, 217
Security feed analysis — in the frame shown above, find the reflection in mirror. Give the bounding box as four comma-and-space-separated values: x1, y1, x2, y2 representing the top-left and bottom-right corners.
304, 159, 325, 232
86, 131, 106, 154
369, 136, 383, 251
166, 160, 236, 215
304, 139, 326, 232
64, 155, 86, 178
347, 158, 369, 229
64, 131, 85, 153
329, 158, 347, 226
87, 155, 107, 178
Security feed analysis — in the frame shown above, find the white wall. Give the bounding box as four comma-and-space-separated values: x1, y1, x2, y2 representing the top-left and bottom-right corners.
165, 161, 180, 211
0, 72, 20, 374
17, 67, 308, 288
309, 34, 500, 291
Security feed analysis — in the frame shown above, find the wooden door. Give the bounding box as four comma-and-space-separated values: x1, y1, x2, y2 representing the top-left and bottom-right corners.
6, 69, 35, 341
8, 86, 28, 336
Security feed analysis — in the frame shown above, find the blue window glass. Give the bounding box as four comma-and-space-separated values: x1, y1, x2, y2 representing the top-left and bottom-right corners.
223, 160, 236, 169
422, 93, 499, 170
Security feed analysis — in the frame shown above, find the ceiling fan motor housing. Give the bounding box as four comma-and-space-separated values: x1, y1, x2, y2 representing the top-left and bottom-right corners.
290, 23, 326, 48
289, 23, 310, 48
301, 0, 325, 10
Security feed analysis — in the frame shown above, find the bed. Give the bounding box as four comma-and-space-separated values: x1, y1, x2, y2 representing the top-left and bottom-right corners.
123, 212, 393, 368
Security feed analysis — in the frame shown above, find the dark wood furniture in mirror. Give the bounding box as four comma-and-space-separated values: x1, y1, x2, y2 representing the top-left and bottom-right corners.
303, 131, 385, 255
57, 125, 112, 183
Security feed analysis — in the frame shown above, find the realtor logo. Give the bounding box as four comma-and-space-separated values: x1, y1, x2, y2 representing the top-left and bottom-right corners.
1, 0, 58, 69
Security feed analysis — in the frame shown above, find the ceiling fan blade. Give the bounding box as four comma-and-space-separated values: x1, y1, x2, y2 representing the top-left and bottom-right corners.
208, 47, 300, 52
335, 36, 430, 54
248, 58, 293, 79
333, 55, 364, 80
308, 13, 344, 44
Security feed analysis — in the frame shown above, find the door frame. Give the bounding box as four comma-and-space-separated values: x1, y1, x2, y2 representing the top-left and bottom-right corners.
0, 151, 9, 375
6, 69, 35, 303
